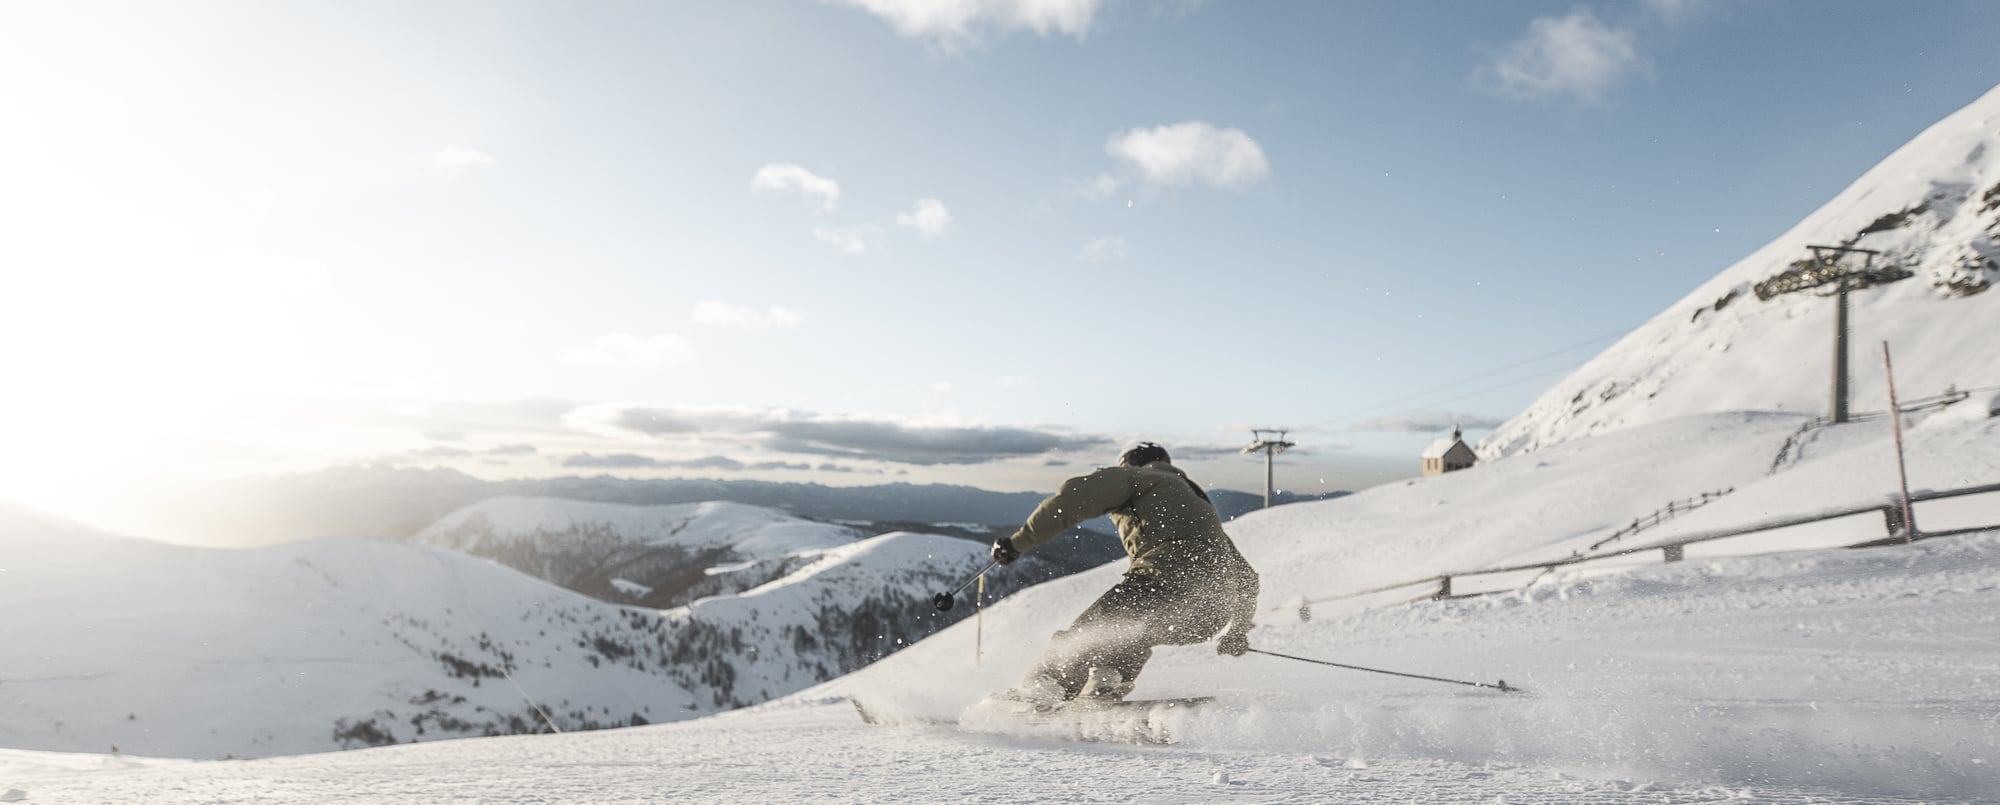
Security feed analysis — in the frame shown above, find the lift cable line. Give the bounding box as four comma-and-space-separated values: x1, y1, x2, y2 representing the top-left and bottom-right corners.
1294, 234, 1972, 442
1302, 326, 1634, 431
1242, 429, 1296, 509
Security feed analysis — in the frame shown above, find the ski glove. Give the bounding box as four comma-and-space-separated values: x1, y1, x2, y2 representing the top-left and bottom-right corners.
990, 537, 1020, 565
1216, 630, 1250, 657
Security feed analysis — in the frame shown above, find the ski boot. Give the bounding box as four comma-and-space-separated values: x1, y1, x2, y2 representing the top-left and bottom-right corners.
1073, 668, 1133, 707
994, 674, 1067, 714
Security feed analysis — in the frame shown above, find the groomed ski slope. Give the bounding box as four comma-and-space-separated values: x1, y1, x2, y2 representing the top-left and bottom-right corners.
4, 409, 1996, 803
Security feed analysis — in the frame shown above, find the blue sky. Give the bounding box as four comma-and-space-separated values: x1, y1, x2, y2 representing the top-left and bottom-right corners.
5, 0, 2000, 532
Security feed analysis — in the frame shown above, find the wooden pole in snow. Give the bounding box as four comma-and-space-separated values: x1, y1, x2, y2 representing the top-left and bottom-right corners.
1882, 342, 1918, 543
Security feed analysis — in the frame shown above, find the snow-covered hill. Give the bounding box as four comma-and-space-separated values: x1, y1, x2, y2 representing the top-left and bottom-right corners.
414, 497, 868, 609
0, 500, 1012, 758
0, 517, 706, 759
414, 494, 1091, 607
1486, 83, 2000, 457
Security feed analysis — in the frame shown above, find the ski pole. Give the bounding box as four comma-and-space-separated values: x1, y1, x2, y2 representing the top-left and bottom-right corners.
1247, 649, 1524, 693
932, 559, 1000, 611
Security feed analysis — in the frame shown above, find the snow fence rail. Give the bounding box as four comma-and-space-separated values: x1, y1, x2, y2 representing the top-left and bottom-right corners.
1273, 480, 2000, 622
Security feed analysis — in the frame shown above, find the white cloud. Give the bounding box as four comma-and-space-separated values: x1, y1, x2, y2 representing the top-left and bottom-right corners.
813, 225, 880, 255
751, 163, 841, 212
434, 146, 497, 173
823, 0, 1106, 51
894, 198, 954, 238
1104, 122, 1270, 190
1079, 235, 1128, 263
1474, 8, 1642, 104
691, 301, 804, 330
567, 403, 1115, 465
566, 333, 694, 369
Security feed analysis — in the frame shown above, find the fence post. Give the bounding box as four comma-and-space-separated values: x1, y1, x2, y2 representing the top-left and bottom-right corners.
1882, 505, 1906, 539
1663, 544, 1685, 563
1436, 576, 1452, 599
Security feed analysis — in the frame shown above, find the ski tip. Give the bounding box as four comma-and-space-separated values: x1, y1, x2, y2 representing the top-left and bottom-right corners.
851, 697, 880, 725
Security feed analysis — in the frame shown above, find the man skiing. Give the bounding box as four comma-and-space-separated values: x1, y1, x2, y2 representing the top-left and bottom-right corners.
990, 442, 1261, 706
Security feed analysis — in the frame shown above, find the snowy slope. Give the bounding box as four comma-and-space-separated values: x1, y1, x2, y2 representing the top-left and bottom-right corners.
0, 518, 708, 759
809, 406, 2000, 800
1486, 82, 2000, 457
6, 407, 1995, 802
0, 499, 1027, 759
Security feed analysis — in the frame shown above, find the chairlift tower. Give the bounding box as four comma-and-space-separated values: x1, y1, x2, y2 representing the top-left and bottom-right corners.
1753, 245, 1912, 424
1241, 429, 1296, 509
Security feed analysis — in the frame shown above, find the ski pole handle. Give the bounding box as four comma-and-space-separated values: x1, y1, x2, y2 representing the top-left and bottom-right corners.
932, 559, 1000, 612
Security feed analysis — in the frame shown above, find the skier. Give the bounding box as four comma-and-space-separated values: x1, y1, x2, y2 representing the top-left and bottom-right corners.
990, 441, 1261, 706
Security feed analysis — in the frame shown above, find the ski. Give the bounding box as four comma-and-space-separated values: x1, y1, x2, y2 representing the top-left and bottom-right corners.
852, 695, 1217, 744
1006, 696, 1215, 745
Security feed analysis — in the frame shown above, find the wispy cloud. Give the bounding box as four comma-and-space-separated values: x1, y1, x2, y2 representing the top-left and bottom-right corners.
895, 198, 954, 239
566, 333, 695, 368
1079, 173, 1125, 200
813, 225, 881, 255
1104, 122, 1270, 191
301, 396, 577, 441
563, 452, 676, 469
1642, 0, 1711, 26
1079, 235, 1128, 263
434, 146, 497, 174
1473, 8, 1642, 104
751, 163, 841, 212
369, 442, 542, 466
561, 453, 837, 472
568, 404, 1113, 465
822, 0, 1107, 52
691, 301, 804, 331
1349, 412, 1506, 433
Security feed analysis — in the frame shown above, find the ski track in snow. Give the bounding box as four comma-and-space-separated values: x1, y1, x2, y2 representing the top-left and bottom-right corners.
0, 704, 1949, 804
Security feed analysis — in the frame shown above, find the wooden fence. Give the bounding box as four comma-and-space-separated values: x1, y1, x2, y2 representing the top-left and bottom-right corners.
1275, 480, 2000, 622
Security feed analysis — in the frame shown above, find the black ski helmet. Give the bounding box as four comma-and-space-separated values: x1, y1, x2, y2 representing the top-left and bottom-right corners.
1118, 441, 1170, 467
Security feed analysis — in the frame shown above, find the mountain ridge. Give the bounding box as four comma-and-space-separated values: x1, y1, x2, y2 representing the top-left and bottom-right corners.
1485, 82, 2000, 457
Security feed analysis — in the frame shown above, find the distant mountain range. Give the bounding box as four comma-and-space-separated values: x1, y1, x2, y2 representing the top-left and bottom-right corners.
412, 496, 1083, 609
151, 465, 1348, 548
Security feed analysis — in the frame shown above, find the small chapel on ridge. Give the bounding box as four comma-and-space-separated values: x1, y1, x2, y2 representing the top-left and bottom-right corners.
1420, 425, 1479, 477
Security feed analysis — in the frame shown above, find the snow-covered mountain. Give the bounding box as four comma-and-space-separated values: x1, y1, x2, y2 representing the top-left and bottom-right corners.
0, 499, 1006, 758
413, 496, 1113, 608
413, 497, 868, 609
1485, 83, 2000, 457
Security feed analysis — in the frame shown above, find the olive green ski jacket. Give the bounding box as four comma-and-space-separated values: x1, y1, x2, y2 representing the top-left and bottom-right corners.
1007, 460, 1261, 631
